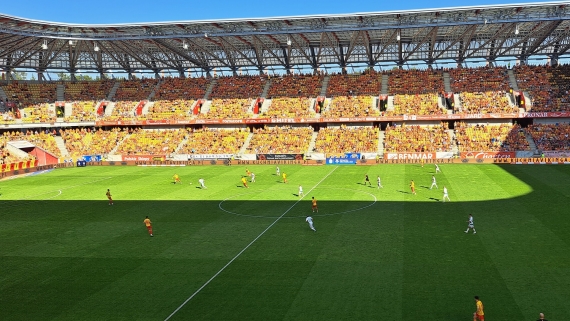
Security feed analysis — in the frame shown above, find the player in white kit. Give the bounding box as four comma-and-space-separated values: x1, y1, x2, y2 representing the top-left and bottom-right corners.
250, 172, 255, 182
442, 186, 450, 202
435, 163, 441, 174
198, 178, 207, 189
377, 175, 383, 189
430, 175, 438, 190
465, 214, 476, 234
306, 216, 316, 232
298, 185, 304, 197
276, 166, 280, 176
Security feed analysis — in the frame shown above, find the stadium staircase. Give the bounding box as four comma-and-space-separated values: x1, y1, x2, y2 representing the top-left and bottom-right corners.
260, 99, 272, 114
507, 69, 519, 91
147, 79, 163, 100
200, 100, 212, 114
453, 93, 462, 111
319, 75, 330, 96
56, 84, 65, 101
448, 130, 459, 155
381, 74, 389, 95
386, 96, 394, 111
109, 133, 130, 156
261, 79, 271, 98
104, 102, 116, 116
443, 72, 452, 92
306, 131, 318, 155
237, 132, 254, 156
174, 137, 188, 155
204, 78, 217, 99
0, 86, 7, 101
54, 136, 69, 157
524, 132, 539, 155
377, 130, 385, 157
106, 81, 120, 101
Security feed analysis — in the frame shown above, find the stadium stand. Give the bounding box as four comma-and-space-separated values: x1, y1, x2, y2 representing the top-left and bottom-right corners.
450, 67, 517, 114
65, 101, 97, 122
154, 77, 209, 100
388, 69, 444, 95
143, 99, 195, 121
326, 70, 381, 96
1, 82, 57, 106
383, 123, 452, 153
267, 74, 323, 98
314, 126, 379, 156
513, 65, 552, 111
61, 127, 129, 157
64, 81, 114, 101
524, 123, 570, 151
115, 128, 186, 155
455, 122, 530, 152
2, 130, 61, 157
247, 126, 313, 154
209, 75, 266, 99
20, 103, 56, 124
179, 128, 249, 154
113, 79, 158, 101
198, 98, 253, 119
262, 97, 316, 118
322, 95, 379, 118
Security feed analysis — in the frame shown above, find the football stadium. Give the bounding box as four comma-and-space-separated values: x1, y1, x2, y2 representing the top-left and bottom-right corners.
1, 2, 570, 320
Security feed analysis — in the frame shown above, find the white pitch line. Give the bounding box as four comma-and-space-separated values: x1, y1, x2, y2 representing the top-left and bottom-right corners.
163, 166, 339, 321
16, 176, 113, 201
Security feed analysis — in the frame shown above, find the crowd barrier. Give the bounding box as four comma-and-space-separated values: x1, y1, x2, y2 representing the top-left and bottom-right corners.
2, 158, 569, 179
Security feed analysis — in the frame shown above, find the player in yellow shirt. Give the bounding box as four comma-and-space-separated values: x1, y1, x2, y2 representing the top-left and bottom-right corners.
311, 196, 318, 213
246, 168, 251, 177
173, 174, 181, 184
106, 189, 113, 205
143, 216, 153, 237
282, 172, 287, 183
474, 296, 484, 321
410, 180, 416, 195
241, 176, 249, 188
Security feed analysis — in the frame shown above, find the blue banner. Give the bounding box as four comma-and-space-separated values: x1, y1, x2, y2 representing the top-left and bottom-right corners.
82, 155, 102, 162
344, 152, 361, 159
326, 157, 357, 165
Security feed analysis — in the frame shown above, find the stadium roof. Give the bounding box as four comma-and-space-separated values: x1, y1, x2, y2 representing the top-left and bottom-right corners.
1, 1, 570, 76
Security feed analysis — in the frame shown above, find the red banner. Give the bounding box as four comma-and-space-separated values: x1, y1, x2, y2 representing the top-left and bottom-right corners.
384, 152, 436, 160
135, 100, 146, 116
55, 101, 65, 107
122, 155, 166, 162
460, 151, 516, 159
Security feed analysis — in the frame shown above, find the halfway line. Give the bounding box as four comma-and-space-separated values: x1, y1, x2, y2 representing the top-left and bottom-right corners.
163, 166, 338, 321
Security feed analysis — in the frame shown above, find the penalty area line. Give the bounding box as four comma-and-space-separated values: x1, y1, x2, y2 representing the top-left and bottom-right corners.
163, 166, 338, 321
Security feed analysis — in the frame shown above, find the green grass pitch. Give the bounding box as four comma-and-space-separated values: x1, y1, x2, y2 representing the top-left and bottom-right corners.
1, 163, 569, 321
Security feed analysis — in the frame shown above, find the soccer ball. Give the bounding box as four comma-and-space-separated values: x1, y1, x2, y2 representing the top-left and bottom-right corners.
189, 182, 192, 184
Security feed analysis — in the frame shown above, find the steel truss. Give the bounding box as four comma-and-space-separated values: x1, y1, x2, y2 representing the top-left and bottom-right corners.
0, 2, 570, 76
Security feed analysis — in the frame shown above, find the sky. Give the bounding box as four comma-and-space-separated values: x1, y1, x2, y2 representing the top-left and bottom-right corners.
0, 0, 557, 24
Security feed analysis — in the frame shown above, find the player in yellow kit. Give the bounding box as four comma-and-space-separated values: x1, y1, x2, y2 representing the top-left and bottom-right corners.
474, 296, 484, 321
311, 196, 318, 212
282, 172, 287, 183
241, 176, 249, 188
173, 174, 181, 184
106, 189, 113, 205
410, 180, 416, 195
143, 216, 153, 237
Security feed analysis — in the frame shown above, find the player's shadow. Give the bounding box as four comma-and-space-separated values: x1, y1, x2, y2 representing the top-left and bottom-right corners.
420, 186, 430, 189
397, 190, 411, 194
428, 197, 440, 201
